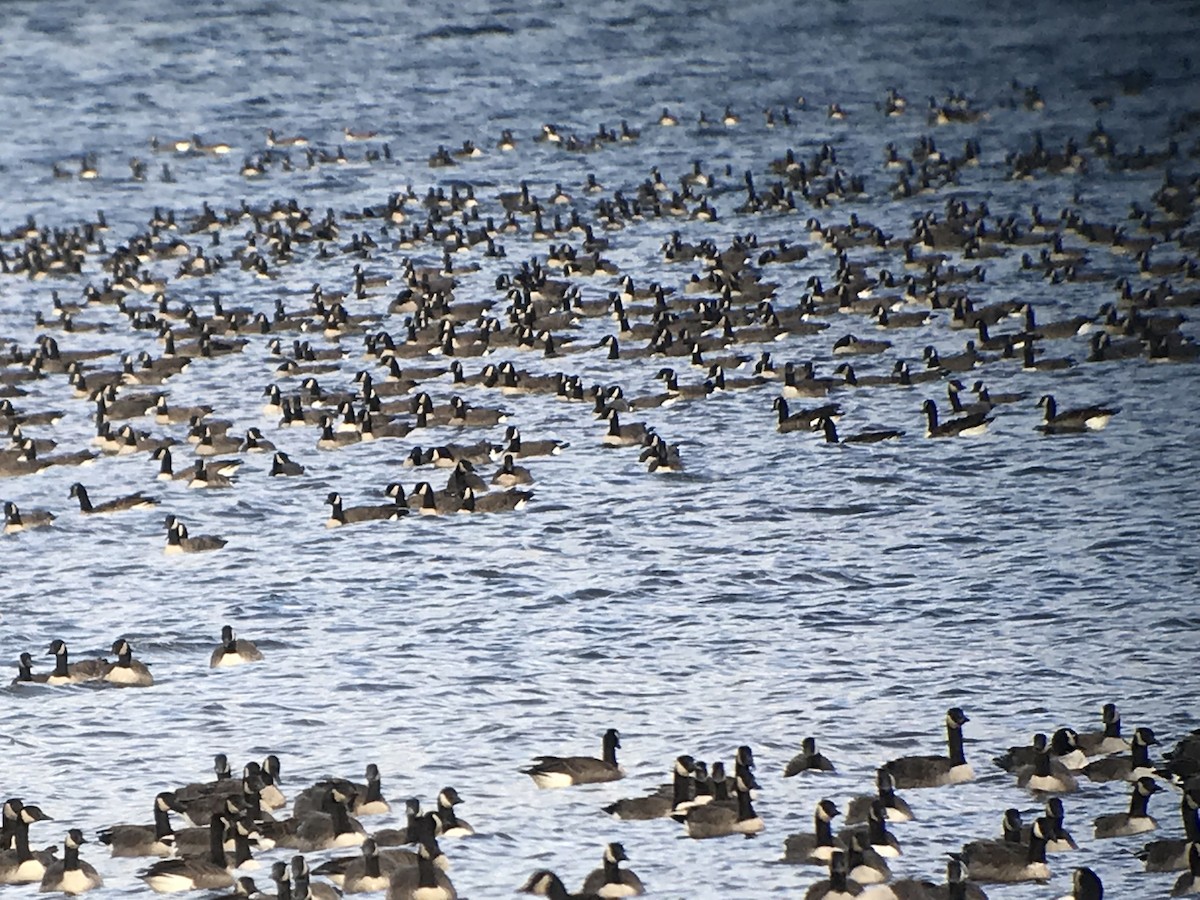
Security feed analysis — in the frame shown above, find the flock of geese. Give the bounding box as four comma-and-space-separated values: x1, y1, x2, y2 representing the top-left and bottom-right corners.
2, 50, 1198, 900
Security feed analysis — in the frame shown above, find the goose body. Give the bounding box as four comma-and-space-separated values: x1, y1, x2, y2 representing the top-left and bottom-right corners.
102, 638, 154, 686
579, 843, 644, 897
882, 707, 974, 788
524, 729, 623, 788
209, 626, 263, 667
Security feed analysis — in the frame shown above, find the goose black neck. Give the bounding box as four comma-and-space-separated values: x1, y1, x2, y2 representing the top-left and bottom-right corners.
602, 735, 619, 767
14, 819, 32, 861
603, 857, 620, 883
1105, 718, 1121, 738
53, 652, 70, 678
364, 849, 381, 879
1132, 739, 1151, 767
868, 814, 888, 845
1034, 746, 1051, 777
153, 803, 173, 839
737, 787, 755, 823
438, 803, 459, 830
947, 722, 966, 766
331, 800, 353, 835
1130, 787, 1152, 818
1184, 801, 1200, 841
1027, 824, 1048, 863
64, 843, 80, 871
416, 848, 438, 888
207, 817, 225, 867
814, 814, 834, 847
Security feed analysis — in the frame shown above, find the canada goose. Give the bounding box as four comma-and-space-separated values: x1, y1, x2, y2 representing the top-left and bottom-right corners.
833, 334, 892, 355
69, 482, 158, 514
188, 459, 235, 489
209, 625, 263, 668
39, 829, 103, 895
519, 869, 595, 900
1094, 777, 1160, 838
922, 399, 991, 437
682, 773, 762, 839
12, 652, 51, 685
838, 801, 901, 858
845, 769, 914, 824
140, 814, 234, 892
1083, 727, 1158, 782
804, 849, 863, 900
3, 501, 55, 534
165, 520, 227, 554
314, 838, 395, 893
860, 858, 986, 900
45, 639, 107, 685
604, 755, 695, 820
819, 417, 903, 444
268, 450, 304, 479
1076, 703, 1130, 757
496, 426, 567, 459
98, 792, 182, 857
1172, 843, 1200, 895
1138, 787, 1200, 870
1058, 867, 1102, 900
491, 454, 533, 487
1018, 797, 1079, 852
385, 838, 455, 900
783, 799, 844, 864
372, 799, 423, 846
579, 843, 644, 897
785, 737, 837, 776
524, 728, 623, 787
781, 362, 833, 398
0, 801, 56, 884
995, 728, 1085, 773
961, 815, 1051, 882
431, 788, 472, 839
882, 707, 974, 788
296, 764, 389, 819
102, 638, 154, 687
843, 832, 891, 885
291, 855, 340, 900
326, 492, 404, 528
601, 410, 647, 448
1015, 733, 1079, 793
1036, 395, 1118, 433
149, 447, 191, 482
286, 789, 366, 851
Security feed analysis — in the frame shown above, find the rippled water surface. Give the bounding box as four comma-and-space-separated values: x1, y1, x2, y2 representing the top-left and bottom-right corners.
3, 0, 1200, 898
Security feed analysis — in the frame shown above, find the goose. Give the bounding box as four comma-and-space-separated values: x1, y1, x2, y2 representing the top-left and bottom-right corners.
838, 800, 901, 858
1172, 843, 1200, 895
1093, 777, 1160, 838
860, 858, 986, 899
801, 849, 861, 900
603, 755, 695, 820
520, 870, 596, 900
524, 728, 623, 788
833, 334, 892, 355
372, 799, 423, 846
69, 482, 158, 514
781, 362, 834, 398
995, 728, 1085, 773
1015, 733, 1079, 793
961, 815, 1051, 882
314, 839, 395, 893
785, 737, 837, 776
291, 855, 341, 900
882, 707, 974, 788
188, 459, 235, 489
39, 829, 103, 895
845, 769, 914, 824
1036, 395, 1118, 433
286, 788, 366, 851
296, 764, 389, 818
819, 416, 903, 444
164, 520, 227, 554
0, 802, 56, 884
843, 832, 891, 885
270, 451, 306, 477
783, 799, 843, 864
922, 400, 991, 438
491, 454, 533, 487
963, 808, 1025, 860
209, 625, 263, 667
385, 838, 455, 900
1022, 798, 1078, 852
3, 501, 55, 533
325, 492, 405, 527
1058, 867, 1102, 900
102, 638, 154, 687
150, 447, 192, 482
98, 792, 182, 857
1076, 703, 1130, 757
1138, 787, 1200, 870
1083, 727, 1158, 782
12, 652, 51, 685
140, 814, 234, 893
579, 843, 644, 897
601, 410, 647, 448
682, 774, 762, 839
496, 426, 567, 459
775, 397, 841, 433
432, 789, 472, 838
45, 639, 108, 685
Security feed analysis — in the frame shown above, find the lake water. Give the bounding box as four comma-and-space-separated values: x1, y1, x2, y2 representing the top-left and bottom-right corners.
3, 0, 1200, 897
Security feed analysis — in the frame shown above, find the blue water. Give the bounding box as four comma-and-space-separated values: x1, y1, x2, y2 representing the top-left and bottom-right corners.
3, 0, 1200, 897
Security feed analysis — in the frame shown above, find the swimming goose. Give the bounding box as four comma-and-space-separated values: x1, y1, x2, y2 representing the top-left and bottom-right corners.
1076, 703, 1130, 757
682, 774, 762, 839
3, 501, 55, 533
385, 838, 455, 900
12, 652, 51, 685
961, 815, 1051, 882
491, 454, 533, 487
187, 459, 236, 489
1093, 777, 1160, 838
1021, 798, 1078, 852
1015, 733, 1079, 793
433, 789, 472, 838
496, 426, 567, 459
1138, 787, 1200, 870
579, 843, 643, 897
882, 707, 974, 788
995, 728, 1085, 773
459, 486, 532, 513
601, 410, 648, 448
325, 492, 405, 527
845, 769, 914, 824
524, 728, 623, 788
819, 417, 903, 444
785, 737, 837, 776
843, 832, 890, 885
1173, 843, 1200, 895
296, 764, 389, 818
209, 625, 263, 668
291, 855, 340, 900
165, 520, 227, 554
838, 801, 901, 858
801, 849, 860, 900
98, 792, 182, 857
1036, 395, 1118, 433
0, 801, 56, 884
372, 799, 423, 846
102, 638, 154, 687
922, 400, 992, 438
784, 799, 843, 864
287, 788, 366, 851
604, 756, 695, 820
140, 814, 235, 893
39, 829, 103, 895
521, 869, 597, 899
1083, 727, 1158, 782
1058, 867, 1102, 900
46, 639, 107, 685
860, 858, 986, 899
313, 838, 395, 893
69, 482, 158, 514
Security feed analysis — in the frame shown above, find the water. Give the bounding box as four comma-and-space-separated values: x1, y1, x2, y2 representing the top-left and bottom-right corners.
3, 0, 1200, 897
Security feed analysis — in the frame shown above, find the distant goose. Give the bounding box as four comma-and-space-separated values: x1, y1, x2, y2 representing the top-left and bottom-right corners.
12, 652, 51, 685
491, 454, 533, 487
209, 625, 263, 668
433, 788, 472, 838
1015, 733, 1079, 793
843, 831, 891, 885
833, 334, 892, 355
1094, 777, 1160, 838
98, 791, 182, 857
775, 397, 841, 432
519, 870, 594, 900
922, 400, 992, 438
784, 737, 837, 776
819, 416, 903, 445
603, 755, 695, 820
372, 799, 422, 845
40, 828, 103, 895
838, 800, 901, 859
0, 801, 56, 883
325, 491, 405, 527
995, 728, 1084, 773
102, 638, 154, 687
385, 838, 455, 900
783, 799, 843, 864
1076, 703, 1130, 757
69, 482, 158, 514
1138, 787, 1200, 871
1059, 867, 1103, 900
1173, 843, 1200, 896
961, 815, 1051, 882
1037, 395, 1118, 433
579, 843, 644, 897
845, 769, 913, 824
164, 520, 227, 554
681, 774, 762, 839
458, 486, 532, 513
270, 452, 306, 477
139, 814, 234, 892
802, 849, 860, 900
524, 728, 623, 788
1083, 727, 1158, 782
46, 639, 108, 685
882, 707, 974, 788
3, 501, 55, 534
